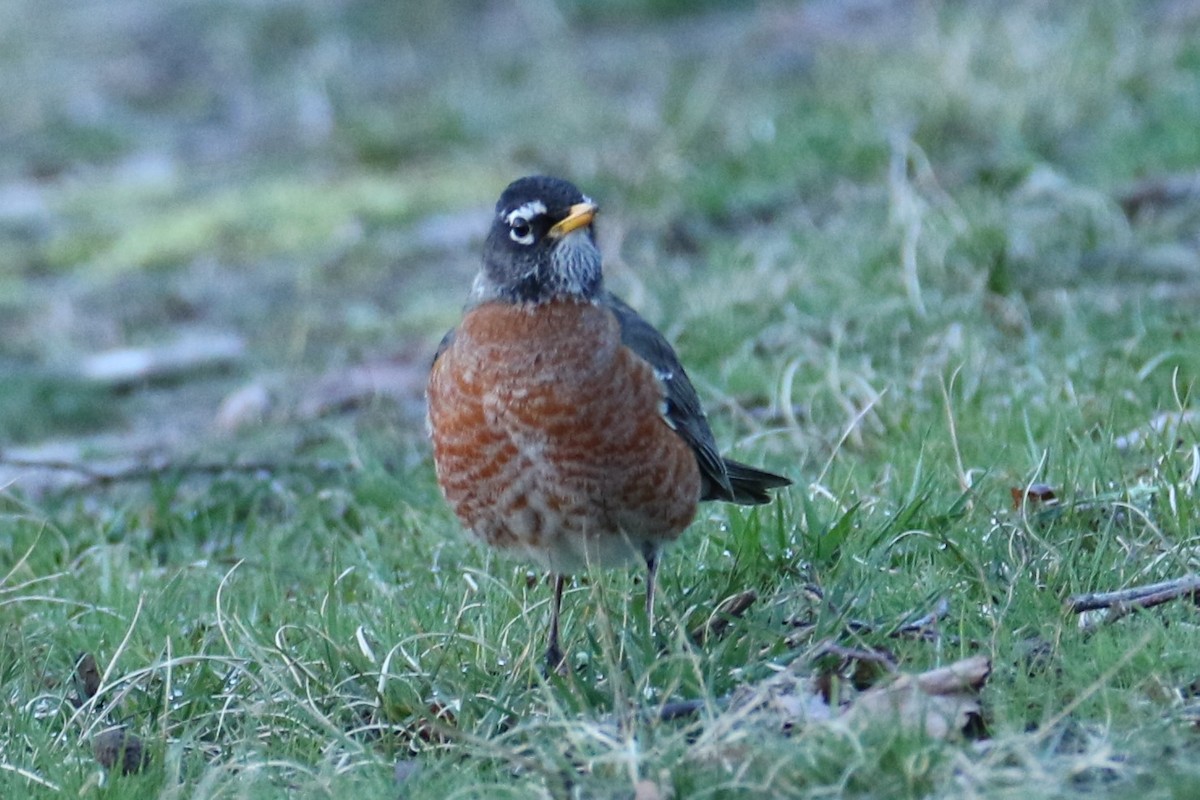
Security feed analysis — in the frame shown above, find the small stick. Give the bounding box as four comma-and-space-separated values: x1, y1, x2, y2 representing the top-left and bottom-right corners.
0, 456, 343, 488
1066, 574, 1200, 614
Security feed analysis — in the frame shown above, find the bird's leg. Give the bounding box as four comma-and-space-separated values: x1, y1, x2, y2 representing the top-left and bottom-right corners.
545, 574, 566, 674
643, 545, 660, 635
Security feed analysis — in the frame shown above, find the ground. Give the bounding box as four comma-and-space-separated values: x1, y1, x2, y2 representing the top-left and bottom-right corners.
4, 0, 1200, 797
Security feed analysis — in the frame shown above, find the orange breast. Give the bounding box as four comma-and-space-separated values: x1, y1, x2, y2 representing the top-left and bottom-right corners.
426, 299, 701, 572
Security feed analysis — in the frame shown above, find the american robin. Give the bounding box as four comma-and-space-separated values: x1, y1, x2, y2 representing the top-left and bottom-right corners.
427, 175, 791, 670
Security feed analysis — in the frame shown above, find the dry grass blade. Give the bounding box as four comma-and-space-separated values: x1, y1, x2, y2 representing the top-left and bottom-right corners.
0, 763, 61, 791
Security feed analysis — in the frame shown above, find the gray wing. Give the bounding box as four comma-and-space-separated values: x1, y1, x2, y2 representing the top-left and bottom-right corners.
603, 292, 791, 505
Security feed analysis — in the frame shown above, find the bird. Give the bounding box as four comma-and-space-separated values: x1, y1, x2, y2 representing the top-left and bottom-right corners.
426, 175, 791, 670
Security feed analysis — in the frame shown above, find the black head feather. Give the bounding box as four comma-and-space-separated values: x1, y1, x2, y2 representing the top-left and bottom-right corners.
473, 176, 603, 304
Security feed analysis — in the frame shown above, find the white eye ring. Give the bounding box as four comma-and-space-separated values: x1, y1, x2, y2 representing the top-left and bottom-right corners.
509, 216, 534, 245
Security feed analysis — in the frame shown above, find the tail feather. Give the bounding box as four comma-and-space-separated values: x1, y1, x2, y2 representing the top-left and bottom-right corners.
704, 458, 792, 505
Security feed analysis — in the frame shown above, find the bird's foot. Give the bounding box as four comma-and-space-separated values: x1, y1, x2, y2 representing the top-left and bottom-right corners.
544, 643, 568, 677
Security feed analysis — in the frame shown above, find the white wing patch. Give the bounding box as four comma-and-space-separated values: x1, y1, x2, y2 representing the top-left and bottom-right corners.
654, 367, 676, 429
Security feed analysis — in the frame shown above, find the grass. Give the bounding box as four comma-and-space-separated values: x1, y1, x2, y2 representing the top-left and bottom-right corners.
4, 0, 1200, 797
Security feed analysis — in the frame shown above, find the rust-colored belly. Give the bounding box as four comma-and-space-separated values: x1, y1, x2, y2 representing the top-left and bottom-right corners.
426, 299, 701, 572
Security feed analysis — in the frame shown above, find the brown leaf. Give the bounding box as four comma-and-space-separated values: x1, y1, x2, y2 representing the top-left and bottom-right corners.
842, 655, 991, 740
93, 727, 150, 775
1011, 483, 1057, 510
74, 652, 101, 702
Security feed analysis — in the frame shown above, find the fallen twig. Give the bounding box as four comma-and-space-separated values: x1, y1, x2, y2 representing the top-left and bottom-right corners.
1066, 574, 1200, 614
0, 455, 345, 489
79, 332, 244, 387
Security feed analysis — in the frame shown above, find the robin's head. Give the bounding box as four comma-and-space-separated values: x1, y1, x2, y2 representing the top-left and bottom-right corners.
473, 176, 602, 304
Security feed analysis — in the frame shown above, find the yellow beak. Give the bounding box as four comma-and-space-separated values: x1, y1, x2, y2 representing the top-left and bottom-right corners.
547, 202, 598, 238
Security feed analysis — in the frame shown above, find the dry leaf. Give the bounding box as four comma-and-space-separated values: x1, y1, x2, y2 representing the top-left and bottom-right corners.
1011, 483, 1057, 510
724, 654, 989, 738
842, 655, 990, 739
74, 652, 101, 702
725, 667, 833, 728
93, 727, 150, 775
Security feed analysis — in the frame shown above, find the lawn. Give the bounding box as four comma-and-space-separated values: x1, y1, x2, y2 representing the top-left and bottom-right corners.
4, 1, 1200, 797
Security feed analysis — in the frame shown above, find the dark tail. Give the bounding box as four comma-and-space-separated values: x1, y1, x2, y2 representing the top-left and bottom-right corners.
704, 458, 792, 505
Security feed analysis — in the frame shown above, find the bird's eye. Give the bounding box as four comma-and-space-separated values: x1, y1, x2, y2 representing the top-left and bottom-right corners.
509, 217, 534, 245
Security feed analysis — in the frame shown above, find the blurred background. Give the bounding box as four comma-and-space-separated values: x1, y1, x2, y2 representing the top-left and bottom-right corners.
1, 0, 1199, 491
